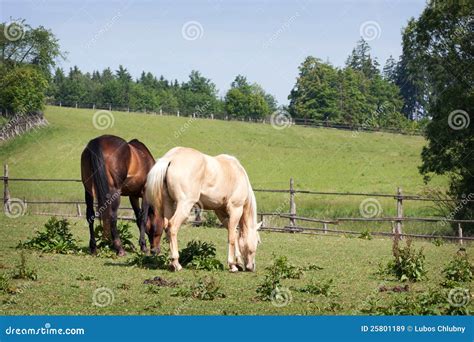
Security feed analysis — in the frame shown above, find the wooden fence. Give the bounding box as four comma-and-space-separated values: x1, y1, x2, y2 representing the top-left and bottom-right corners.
48, 103, 422, 136
2, 164, 473, 243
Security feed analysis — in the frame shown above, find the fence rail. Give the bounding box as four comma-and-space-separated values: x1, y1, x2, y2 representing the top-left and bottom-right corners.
2, 164, 473, 243
45, 103, 423, 136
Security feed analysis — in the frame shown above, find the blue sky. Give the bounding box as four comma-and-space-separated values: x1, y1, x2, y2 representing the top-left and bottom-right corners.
1, 0, 426, 104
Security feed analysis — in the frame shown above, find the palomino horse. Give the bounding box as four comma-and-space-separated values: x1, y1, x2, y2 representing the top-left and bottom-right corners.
81, 135, 162, 255
145, 147, 261, 272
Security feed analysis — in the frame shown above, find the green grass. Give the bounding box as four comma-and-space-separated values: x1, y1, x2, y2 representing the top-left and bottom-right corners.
0, 106, 447, 224
0, 215, 472, 315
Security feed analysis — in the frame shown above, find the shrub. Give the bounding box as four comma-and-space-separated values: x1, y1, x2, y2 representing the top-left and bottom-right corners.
256, 255, 303, 300
188, 256, 224, 271
360, 288, 470, 315
0, 273, 12, 294
128, 252, 169, 270
441, 253, 473, 286
384, 236, 426, 282
173, 275, 225, 301
18, 217, 79, 254
359, 230, 373, 240
179, 240, 217, 267
11, 252, 37, 281
294, 279, 334, 296
201, 212, 220, 227
94, 221, 135, 251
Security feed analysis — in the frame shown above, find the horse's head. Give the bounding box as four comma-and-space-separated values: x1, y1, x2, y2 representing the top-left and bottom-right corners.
145, 209, 165, 255
239, 222, 262, 272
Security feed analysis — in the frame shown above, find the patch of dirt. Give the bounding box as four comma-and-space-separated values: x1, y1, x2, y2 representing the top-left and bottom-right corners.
143, 276, 178, 287
379, 284, 410, 293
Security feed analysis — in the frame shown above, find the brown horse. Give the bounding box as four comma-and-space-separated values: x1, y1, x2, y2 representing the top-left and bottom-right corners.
80, 135, 161, 255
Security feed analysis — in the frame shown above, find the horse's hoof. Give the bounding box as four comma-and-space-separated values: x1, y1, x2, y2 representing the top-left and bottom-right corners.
117, 249, 126, 257
140, 246, 149, 254
235, 264, 244, 272
229, 265, 239, 273
169, 263, 182, 272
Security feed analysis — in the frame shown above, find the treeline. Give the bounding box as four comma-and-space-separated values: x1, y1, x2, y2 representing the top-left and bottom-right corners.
288, 39, 426, 131
48, 66, 278, 117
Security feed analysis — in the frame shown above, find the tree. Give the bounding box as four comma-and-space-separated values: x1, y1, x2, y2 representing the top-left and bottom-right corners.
382, 55, 398, 83
224, 75, 273, 118
345, 38, 380, 79
0, 65, 48, 115
0, 19, 64, 78
412, 1, 474, 231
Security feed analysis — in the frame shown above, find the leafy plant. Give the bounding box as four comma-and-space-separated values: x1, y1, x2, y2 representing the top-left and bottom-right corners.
11, 252, 38, 281
384, 236, 426, 282
0, 273, 13, 294
188, 256, 224, 271
441, 253, 473, 286
432, 238, 444, 247
359, 230, 373, 240
295, 279, 334, 296
201, 212, 220, 228
127, 252, 169, 270
94, 221, 135, 251
173, 275, 225, 301
360, 288, 471, 315
179, 240, 217, 267
256, 255, 303, 300
18, 217, 79, 254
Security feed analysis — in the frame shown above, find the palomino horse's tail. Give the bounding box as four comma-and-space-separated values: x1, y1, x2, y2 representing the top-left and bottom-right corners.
87, 139, 110, 207
146, 158, 170, 218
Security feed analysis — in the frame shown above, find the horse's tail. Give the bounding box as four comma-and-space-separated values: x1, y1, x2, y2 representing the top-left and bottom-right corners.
145, 158, 170, 218
87, 139, 110, 207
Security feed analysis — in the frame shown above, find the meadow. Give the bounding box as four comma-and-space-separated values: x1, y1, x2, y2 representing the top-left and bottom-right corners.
0, 215, 471, 315
1, 106, 447, 226
0, 107, 471, 316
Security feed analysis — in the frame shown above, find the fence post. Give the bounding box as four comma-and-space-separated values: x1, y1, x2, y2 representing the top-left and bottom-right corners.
323, 222, 328, 234
3, 164, 10, 213
109, 104, 112, 111
75, 102, 78, 109
177, 110, 180, 117
76, 203, 82, 217
396, 187, 403, 237
458, 223, 463, 245
289, 178, 296, 227
160, 109, 163, 115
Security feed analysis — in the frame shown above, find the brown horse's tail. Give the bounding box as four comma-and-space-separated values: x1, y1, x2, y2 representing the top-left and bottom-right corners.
87, 139, 110, 208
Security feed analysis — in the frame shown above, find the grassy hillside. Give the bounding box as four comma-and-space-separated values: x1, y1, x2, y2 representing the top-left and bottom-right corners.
1, 106, 446, 224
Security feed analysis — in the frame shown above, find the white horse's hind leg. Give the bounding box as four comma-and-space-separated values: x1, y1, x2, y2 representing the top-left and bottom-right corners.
167, 200, 194, 271
226, 206, 243, 272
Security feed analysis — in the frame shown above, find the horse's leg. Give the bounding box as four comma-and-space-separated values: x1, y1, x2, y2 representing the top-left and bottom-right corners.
226, 206, 243, 272
167, 200, 194, 272
130, 196, 147, 253
85, 190, 97, 254
150, 206, 164, 255
109, 194, 125, 256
